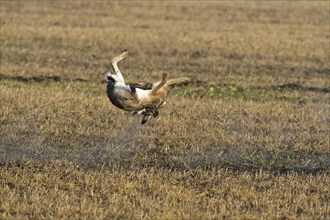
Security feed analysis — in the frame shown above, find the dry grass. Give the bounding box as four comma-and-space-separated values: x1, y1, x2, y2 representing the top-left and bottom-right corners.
0, 1, 329, 219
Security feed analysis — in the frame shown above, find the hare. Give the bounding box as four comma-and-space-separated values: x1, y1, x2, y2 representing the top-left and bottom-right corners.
106, 51, 190, 124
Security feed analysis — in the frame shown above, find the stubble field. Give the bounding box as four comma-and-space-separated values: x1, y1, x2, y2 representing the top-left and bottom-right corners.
0, 1, 329, 219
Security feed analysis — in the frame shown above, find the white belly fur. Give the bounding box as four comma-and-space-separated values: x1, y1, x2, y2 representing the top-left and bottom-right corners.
136, 80, 162, 101
136, 88, 151, 101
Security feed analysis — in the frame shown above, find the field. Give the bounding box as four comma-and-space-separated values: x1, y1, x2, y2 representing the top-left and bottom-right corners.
0, 1, 329, 219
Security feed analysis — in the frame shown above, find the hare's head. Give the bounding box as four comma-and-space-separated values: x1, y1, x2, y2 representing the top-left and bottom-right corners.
106, 71, 121, 84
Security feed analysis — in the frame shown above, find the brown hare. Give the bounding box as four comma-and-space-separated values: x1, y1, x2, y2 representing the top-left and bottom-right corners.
106, 51, 190, 124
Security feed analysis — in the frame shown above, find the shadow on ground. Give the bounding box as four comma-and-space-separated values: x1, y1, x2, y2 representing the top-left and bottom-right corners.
0, 73, 88, 83
1, 132, 329, 174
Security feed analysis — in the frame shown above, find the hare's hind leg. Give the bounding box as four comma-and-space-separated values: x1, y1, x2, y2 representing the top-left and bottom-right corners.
151, 72, 168, 95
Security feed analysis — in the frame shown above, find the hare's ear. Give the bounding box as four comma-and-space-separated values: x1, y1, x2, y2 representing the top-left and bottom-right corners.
111, 50, 128, 66
109, 50, 128, 83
